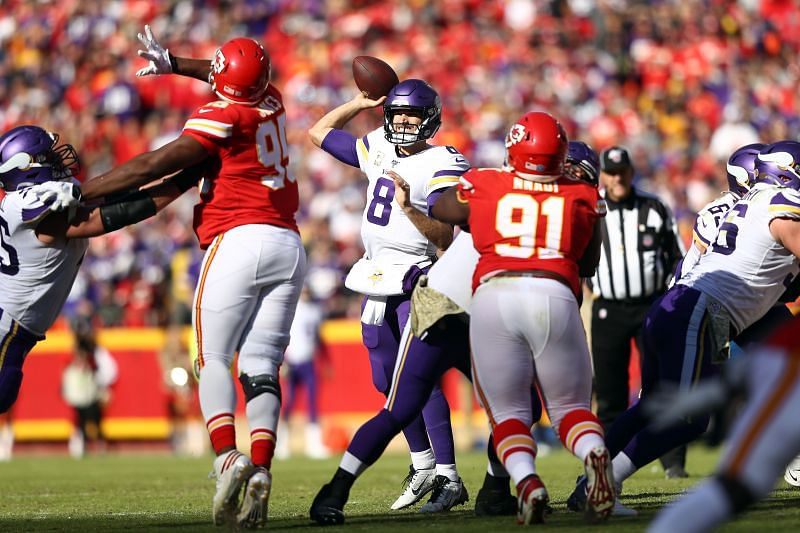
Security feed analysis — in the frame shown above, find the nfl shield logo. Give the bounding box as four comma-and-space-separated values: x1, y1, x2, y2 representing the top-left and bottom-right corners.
642, 234, 654, 247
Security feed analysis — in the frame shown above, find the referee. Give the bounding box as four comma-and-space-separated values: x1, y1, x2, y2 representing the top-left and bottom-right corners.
588, 146, 686, 476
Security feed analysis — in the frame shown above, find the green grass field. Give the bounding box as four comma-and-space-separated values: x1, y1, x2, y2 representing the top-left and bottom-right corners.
0, 446, 799, 531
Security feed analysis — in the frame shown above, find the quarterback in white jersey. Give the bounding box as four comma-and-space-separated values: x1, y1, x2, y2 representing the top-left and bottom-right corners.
309, 80, 470, 515
0, 124, 201, 414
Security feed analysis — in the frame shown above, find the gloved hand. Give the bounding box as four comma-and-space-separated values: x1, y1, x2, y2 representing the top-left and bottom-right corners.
30, 181, 81, 211
402, 265, 426, 294
136, 25, 172, 77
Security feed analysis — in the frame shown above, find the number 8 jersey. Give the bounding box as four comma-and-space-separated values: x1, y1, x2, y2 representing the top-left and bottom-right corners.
678, 183, 800, 333
182, 85, 298, 249
457, 169, 604, 297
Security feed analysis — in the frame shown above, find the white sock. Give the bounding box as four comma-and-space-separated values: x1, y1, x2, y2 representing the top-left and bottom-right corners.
504, 451, 537, 486
339, 451, 368, 477
649, 479, 732, 533
573, 434, 606, 462
410, 449, 435, 470
198, 359, 237, 419
436, 463, 459, 482
612, 452, 637, 484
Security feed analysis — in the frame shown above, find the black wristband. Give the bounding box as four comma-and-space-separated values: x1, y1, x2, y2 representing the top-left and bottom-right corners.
168, 170, 202, 194
168, 52, 178, 74
99, 190, 157, 233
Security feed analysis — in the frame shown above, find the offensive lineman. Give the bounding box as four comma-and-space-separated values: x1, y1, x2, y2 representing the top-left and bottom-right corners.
589, 141, 800, 515
432, 112, 614, 524
308, 80, 469, 510
0, 125, 201, 414
84, 29, 304, 528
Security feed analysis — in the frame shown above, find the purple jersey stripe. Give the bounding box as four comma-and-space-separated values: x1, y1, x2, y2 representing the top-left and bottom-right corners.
21, 203, 52, 223
770, 191, 800, 209
321, 129, 359, 168
361, 134, 370, 152
432, 168, 466, 178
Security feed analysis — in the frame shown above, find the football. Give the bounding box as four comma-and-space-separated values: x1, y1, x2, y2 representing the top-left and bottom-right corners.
352, 56, 399, 99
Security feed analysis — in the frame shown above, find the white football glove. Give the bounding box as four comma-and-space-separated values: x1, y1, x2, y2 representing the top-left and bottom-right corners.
30, 181, 82, 212
136, 24, 172, 77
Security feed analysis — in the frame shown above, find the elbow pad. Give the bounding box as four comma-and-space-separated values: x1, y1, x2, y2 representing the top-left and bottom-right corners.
99, 190, 157, 232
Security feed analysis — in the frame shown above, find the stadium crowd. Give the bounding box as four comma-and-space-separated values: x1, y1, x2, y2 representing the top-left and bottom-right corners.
1, 0, 799, 327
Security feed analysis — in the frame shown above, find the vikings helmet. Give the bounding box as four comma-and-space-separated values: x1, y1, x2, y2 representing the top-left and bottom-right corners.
211, 38, 271, 105
726, 143, 766, 197
504, 111, 568, 182
566, 140, 599, 186
383, 79, 442, 146
0, 125, 79, 192
755, 140, 800, 191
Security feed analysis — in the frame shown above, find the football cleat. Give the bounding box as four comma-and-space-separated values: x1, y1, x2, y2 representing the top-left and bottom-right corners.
418, 475, 469, 513
566, 474, 588, 512
237, 467, 271, 529
516, 474, 549, 525
474, 473, 517, 516
211, 450, 255, 526
390, 465, 436, 510
665, 465, 689, 479
785, 454, 800, 487
584, 446, 615, 522
309, 471, 353, 526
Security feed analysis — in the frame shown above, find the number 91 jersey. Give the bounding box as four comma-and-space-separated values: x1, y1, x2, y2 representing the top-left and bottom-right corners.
457, 169, 604, 297
182, 85, 299, 249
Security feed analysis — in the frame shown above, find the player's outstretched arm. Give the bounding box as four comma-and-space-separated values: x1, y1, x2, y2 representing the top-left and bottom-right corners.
36, 165, 203, 241
308, 93, 385, 148
136, 25, 211, 83
431, 186, 469, 226
770, 217, 800, 258
81, 136, 209, 200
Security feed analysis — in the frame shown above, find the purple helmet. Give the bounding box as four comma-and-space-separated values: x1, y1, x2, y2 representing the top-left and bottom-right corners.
755, 140, 800, 191
726, 143, 766, 197
383, 79, 442, 146
566, 141, 599, 186
0, 125, 79, 191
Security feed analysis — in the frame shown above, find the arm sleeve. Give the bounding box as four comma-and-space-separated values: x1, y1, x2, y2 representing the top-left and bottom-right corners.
320, 129, 360, 168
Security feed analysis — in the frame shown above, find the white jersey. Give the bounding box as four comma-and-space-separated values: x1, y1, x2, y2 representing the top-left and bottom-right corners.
425, 230, 478, 312
284, 298, 324, 365
678, 183, 800, 333
0, 187, 88, 336
674, 190, 740, 282
355, 128, 469, 265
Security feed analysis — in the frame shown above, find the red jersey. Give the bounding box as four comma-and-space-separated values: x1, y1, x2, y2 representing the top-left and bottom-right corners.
182, 85, 299, 248
457, 168, 605, 297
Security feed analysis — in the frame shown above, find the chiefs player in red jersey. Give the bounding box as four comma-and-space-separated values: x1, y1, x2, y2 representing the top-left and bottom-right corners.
432, 112, 614, 524
81, 28, 305, 529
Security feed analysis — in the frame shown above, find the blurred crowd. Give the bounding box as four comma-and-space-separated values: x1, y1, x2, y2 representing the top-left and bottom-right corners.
2, 0, 799, 330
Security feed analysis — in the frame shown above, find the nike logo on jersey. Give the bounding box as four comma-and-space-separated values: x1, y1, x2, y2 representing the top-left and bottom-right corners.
198, 108, 215, 114
455, 157, 466, 163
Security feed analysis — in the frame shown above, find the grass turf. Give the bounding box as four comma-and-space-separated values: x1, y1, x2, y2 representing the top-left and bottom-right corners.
0, 446, 799, 531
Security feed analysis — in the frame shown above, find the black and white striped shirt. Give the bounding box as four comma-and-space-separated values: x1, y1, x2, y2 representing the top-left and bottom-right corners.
590, 188, 685, 302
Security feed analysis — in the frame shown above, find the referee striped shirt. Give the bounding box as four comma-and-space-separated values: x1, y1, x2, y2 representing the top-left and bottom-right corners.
590, 188, 685, 301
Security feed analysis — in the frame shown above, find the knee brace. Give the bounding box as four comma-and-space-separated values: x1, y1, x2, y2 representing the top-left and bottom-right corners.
716, 473, 755, 514
239, 373, 282, 403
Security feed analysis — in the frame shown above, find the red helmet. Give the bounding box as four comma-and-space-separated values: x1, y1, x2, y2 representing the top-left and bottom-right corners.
504, 112, 568, 181
211, 38, 271, 105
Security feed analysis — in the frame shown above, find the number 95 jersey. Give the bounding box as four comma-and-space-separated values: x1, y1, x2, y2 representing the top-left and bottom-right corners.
182, 85, 299, 249
458, 169, 604, 297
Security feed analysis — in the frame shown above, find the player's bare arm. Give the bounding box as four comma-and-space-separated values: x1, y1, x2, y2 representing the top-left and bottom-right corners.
308, 93, 386, 147
386, 170, 453, 250
769, 217, 800, 257
36, 166, 202, 242
578, 219, 603, 277
81, 135, 209, 200
431, 186, 469, 226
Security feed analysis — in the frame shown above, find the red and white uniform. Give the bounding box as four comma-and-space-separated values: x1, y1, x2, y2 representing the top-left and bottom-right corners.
183, 85, 299, 249
459, 168, 607, 485
182, 87, 306, 382
458, 169, 603, 297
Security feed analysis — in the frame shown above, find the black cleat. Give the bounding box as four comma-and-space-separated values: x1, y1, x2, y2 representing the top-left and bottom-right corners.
309, 483, 346, 526
566, 474, 588, 513
474, 473, 517, 516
